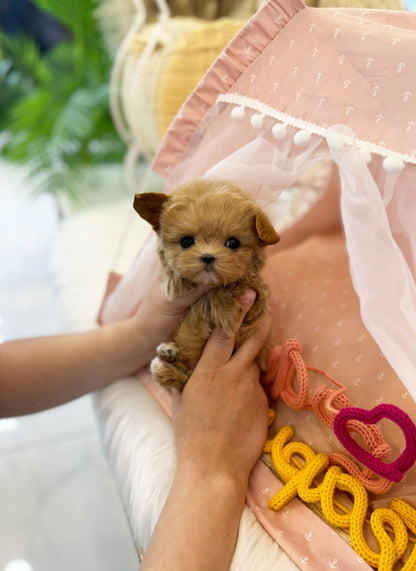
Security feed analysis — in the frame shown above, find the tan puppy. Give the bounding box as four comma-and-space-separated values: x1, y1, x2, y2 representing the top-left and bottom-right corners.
134, 179, 279, 390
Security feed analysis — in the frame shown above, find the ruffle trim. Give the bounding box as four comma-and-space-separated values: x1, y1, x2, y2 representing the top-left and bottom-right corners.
152, 0, 306, 177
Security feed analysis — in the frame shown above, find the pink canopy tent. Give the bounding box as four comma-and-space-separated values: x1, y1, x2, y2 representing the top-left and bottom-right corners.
99, 0, 416, 567
152, 0, 416, 401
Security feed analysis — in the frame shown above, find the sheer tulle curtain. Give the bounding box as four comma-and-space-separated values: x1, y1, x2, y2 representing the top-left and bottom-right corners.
328, 132, 416, 402
163, 104, 328, 201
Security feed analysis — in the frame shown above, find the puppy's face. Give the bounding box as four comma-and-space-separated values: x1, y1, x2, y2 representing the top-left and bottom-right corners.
134, 179, 279, 287
160, 201, 258, 286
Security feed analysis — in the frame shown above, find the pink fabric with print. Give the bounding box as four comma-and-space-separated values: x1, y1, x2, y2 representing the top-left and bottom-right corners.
100, 0, 416, 567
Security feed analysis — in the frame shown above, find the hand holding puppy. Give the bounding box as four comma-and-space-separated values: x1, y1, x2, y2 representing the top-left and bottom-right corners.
134, 179, 279, 390
173, 289, 271, 487
129, 259, 212, 367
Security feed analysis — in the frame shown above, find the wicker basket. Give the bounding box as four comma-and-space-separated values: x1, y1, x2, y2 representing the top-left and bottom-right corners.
120, 17, 245, 158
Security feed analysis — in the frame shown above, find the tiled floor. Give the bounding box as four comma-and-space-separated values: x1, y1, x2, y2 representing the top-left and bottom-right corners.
0, 162, 139, 571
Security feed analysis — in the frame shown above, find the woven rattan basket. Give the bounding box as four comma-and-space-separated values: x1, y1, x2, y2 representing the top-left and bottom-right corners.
119, 17, 245, 158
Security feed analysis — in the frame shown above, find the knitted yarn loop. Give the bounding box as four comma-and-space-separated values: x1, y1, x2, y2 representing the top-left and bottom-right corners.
262, 340, 416, 493
264, 426, 416, 570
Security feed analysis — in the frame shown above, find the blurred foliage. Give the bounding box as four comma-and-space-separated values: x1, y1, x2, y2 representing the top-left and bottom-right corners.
0, 0, 125, 205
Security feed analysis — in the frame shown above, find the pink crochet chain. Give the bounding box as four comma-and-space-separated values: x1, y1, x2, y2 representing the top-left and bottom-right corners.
334, 404, 416, 483
262, 339, 416, 494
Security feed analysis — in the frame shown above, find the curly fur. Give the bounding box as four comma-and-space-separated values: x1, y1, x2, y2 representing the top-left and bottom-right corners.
133, 179, 279, 390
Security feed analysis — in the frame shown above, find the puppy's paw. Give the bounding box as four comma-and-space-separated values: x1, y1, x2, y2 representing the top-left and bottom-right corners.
150, 356, 189, 391
156, 342, 181, 362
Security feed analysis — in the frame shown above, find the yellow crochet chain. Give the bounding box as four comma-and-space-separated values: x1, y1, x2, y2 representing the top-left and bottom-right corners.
264, 426, 416, 570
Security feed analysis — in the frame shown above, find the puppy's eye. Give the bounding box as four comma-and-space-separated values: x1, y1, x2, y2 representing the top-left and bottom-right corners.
180, 236, 195, 249
225, 237, 240, 250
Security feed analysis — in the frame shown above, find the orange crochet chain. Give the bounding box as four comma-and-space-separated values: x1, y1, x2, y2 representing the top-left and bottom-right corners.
261, 339, 415, 494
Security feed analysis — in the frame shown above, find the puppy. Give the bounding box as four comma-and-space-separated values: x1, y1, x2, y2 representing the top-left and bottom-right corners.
134, 178, 279, 390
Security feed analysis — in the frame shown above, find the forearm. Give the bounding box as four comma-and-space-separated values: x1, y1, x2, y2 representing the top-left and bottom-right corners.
0, 318, 152, 417
141, 468, 247, 571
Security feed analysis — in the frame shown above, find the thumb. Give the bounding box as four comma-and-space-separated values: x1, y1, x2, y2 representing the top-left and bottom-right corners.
198, 289, 257, 366
164, 283, 212, 317
171, 387, 181, 419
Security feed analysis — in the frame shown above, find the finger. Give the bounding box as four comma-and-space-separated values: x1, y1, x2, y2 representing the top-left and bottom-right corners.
236, 289, 257, 328
171, 387, 182, 419
167, 283, 212, 316
198, 290, 257, 367
232, 311, 272, 369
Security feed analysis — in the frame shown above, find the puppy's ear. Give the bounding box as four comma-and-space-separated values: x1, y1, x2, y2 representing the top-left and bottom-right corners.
255, 211, 280, 245
133, 192, 170, 232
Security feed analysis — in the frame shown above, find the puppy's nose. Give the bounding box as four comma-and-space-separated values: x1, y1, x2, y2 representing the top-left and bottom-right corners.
201, 254, 216, 265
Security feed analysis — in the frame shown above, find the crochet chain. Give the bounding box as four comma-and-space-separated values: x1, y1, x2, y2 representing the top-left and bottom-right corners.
262, 339, 416, 493
264, 426, 416, 570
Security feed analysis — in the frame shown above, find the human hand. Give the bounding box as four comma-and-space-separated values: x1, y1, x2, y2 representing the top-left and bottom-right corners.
130, 260, 211, 365
172, 290, 271, 490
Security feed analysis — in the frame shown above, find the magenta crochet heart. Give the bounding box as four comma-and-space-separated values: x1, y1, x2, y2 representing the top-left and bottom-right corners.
333, 404, 416, 482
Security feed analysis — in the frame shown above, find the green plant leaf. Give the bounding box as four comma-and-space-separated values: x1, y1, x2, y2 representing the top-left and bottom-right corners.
0, 0, 126, 204
51, 88, 99, 142
31, 0, 98, 39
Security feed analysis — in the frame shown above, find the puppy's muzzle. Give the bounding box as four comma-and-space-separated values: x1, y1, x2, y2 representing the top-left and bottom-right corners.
201, 254, 216, 265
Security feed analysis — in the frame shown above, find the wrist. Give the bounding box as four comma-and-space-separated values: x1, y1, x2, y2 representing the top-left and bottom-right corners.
126, 316, 152, 358
128, 310, 169, 367
175, 462, 248, 506
97, 318, 154, 380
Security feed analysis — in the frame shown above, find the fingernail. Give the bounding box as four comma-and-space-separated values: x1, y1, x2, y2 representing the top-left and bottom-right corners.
240, 289, 256, 306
